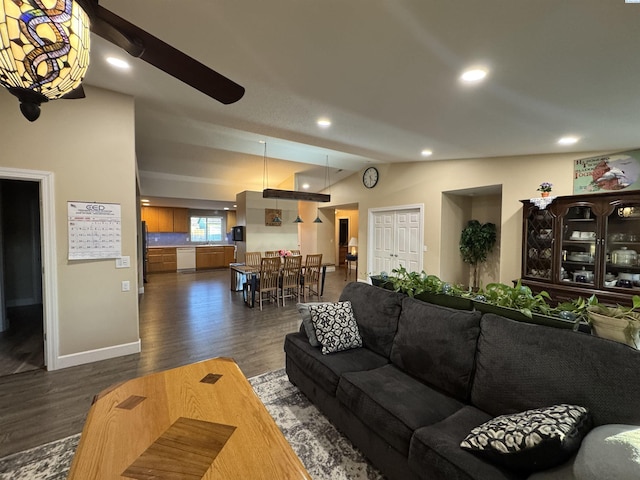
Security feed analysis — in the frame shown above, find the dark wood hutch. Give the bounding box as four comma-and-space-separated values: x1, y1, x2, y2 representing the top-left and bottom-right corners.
520, 190, 640, 306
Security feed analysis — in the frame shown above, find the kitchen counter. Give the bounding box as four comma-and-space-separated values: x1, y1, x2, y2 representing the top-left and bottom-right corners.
147, 245, 235, 272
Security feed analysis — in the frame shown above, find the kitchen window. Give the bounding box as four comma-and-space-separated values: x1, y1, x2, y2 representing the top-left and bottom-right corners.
190, 216, 224, 242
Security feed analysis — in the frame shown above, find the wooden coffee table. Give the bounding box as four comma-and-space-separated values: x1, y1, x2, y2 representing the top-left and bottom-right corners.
68, 357, 310, 479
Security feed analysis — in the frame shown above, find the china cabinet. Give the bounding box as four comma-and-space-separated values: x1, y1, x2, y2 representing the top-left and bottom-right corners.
521, 191, 640, 306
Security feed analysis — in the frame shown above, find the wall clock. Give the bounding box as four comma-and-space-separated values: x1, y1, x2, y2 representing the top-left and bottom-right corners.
363, 167, 379, 188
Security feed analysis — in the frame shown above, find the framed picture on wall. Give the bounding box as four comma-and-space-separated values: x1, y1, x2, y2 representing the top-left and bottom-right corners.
573, 148, 640, 194
265, 208, 282, 226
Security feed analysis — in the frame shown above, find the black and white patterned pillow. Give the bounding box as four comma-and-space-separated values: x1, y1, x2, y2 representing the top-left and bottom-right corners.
460, 404, 592, 472
309, 301, 362, 354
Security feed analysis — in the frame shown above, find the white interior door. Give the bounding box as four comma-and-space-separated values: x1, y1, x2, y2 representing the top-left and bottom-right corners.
395, 209, 421, 272
370, 205, 423, 275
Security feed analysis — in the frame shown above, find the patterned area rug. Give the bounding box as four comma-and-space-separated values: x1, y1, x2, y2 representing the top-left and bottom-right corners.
0, 368, 383, 480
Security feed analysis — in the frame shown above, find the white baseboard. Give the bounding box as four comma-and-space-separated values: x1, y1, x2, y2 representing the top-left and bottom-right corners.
54, 339, 141, 370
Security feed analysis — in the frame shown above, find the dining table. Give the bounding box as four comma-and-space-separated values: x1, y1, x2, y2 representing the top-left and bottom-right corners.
229, 262, 331, 308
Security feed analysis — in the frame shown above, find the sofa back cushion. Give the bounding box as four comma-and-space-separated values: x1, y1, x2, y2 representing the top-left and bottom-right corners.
339, 282, 404, 358
389, 297, 482, 401
471, 313, 640, 426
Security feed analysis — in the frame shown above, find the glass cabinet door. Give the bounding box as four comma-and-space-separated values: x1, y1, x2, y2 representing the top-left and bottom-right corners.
604, 203, 640, 291
524, 207, 554, 281
560, 205, 597, 286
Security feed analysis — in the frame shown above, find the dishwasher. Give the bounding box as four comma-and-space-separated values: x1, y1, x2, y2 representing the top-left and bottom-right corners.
176, 247, 196, 271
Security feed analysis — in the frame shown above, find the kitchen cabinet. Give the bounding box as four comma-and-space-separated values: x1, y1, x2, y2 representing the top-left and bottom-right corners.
147, 247, 177, 273
196, 246, 235, 270
141, 207, 190, 233
521, 190, 640, 306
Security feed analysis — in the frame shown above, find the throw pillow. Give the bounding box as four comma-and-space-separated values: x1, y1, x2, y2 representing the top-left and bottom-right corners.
573, 424, 640, 480
460, 404, 592, 472
296, 302, 330, 347
309, 301, 362, 354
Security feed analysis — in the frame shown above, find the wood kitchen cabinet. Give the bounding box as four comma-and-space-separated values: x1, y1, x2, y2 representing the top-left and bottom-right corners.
196, 246, 235, 270
142, 207, 190, 233
521, 190, 640, 306
147, 247, 177, 273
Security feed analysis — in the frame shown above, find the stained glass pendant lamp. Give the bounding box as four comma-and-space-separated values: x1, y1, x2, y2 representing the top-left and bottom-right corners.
0, 0, 91, 121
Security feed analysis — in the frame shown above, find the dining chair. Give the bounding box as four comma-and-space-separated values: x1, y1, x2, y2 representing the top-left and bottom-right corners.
264, 251, 279, 257
301, 253, 323, 302
253, 256, 282, 310
245, 251, 262, 267
280, 255, 302, 306
290, 249, 301, 256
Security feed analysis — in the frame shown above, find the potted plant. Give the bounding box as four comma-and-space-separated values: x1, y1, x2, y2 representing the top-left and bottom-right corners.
587, 296, 640, 349
537, 181, 553, 198
459, 220, 497, 291
385, 266, 474, 310
472, 280, 577, 329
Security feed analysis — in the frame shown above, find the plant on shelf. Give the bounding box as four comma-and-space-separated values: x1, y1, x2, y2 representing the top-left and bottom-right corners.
537, 182, 553, 193
459, 220, 497, 291
586, 295, 640, 349
387, 265, 468, 298
475, 280, 553, 319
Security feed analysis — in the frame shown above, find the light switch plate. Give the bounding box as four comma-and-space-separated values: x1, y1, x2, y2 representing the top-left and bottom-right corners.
116, 256, 130, 268
121, 281, 130, 292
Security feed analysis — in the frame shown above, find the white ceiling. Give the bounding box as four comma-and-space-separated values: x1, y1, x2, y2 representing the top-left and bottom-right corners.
79, 0, 640, 209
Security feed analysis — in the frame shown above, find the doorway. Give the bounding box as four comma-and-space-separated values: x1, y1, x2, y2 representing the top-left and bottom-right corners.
0, 179, 44, 376
368, 204, 424, 275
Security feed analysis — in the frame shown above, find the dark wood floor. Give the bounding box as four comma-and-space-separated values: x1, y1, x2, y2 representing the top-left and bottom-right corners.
0, 305, 44, 377
0, 268, 347, 458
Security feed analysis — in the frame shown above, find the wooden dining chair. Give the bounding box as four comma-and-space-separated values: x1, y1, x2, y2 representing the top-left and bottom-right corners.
280, 255, 302, 306
301, 253, 323, 302
290, 249, 301, 256
264, 251, 279, 257
245, 251, 261, 267
253, 256, 282, 310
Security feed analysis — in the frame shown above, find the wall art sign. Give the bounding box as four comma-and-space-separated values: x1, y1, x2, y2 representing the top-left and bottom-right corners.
573, 148, 640, 194
265, 208, 282, 226
68, 201, 122, 260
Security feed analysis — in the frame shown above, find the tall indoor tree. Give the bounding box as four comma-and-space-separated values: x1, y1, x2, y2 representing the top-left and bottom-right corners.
459, 220, 497, 290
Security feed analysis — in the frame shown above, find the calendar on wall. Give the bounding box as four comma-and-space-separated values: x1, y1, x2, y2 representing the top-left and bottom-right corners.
68, 201, 122, 260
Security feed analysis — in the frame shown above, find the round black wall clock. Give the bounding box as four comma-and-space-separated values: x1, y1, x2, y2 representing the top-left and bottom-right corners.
363, 167, 379, 188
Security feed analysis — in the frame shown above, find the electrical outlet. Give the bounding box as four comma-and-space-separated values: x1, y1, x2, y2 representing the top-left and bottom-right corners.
121, 281, 130, 292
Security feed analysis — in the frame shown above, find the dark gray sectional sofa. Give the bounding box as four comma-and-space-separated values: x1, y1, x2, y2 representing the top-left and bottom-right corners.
283, 282, 640, 480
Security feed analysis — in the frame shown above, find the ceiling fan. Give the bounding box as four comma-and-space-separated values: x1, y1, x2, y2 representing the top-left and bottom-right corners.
0, 0, 245, 121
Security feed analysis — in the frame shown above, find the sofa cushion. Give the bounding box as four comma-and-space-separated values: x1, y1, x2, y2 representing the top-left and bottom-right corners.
409, 406, 523, 480
573, 424, 640, 480
339, 282, 404, 358
297, 302, 329, 347
283, 332, 389, 394
460, 404, 592, 472
471, 314, 640, 426
309, 301, 363, 354
336, 364, 465, 456
390, 297, 481, 401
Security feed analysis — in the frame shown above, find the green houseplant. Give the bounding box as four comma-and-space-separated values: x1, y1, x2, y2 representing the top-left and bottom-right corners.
586, 295, 640, 349
459, 220, 497, 291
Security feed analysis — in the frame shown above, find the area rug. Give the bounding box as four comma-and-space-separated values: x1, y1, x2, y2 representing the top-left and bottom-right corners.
0, 369, 383, 480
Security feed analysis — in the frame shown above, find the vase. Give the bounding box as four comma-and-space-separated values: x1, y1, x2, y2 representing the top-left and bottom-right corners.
541, 191, 550, 198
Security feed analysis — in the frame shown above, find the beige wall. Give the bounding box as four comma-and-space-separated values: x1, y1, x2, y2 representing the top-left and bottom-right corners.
236, 191, 299, 258
0, 86, 139, 368
326, 152, 607, 284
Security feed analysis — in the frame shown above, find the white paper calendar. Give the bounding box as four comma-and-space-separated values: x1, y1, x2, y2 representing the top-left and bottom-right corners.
68, 201, 122, 260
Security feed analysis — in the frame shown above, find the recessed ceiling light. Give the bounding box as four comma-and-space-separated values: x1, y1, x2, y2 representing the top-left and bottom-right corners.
302, 183, 310, 189
558, 136, 579, 145
224, 207, 229, 210
421, 149, 433, 157
460, 67, 488, 83
317, 118, 332, 128
233, 204, 237, 208
106, 57, 130, 69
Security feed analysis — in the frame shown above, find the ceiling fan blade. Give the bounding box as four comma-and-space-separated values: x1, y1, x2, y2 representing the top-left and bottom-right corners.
92, 5, 245, 105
